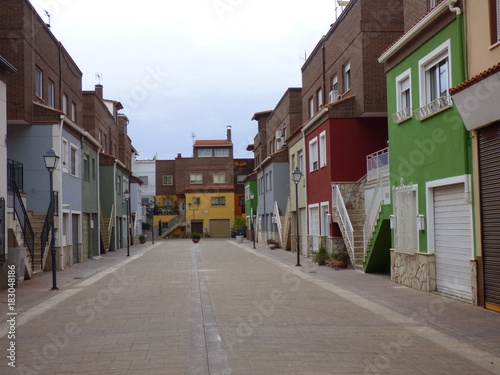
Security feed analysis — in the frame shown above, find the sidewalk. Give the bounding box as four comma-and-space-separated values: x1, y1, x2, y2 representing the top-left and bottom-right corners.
0, 238, 499, 374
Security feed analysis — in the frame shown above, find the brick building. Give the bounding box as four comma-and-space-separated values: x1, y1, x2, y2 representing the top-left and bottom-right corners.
301, 0, 404, 266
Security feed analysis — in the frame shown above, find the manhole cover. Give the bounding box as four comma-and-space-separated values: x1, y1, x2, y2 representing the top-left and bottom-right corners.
73, 277, 84, 280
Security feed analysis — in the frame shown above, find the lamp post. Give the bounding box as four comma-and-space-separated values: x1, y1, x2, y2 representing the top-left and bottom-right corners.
43, 148, 60, 290
249, 191, 256, 249
124, 189, 130, 256
150, 200, 155, 244
292, 167, 303, 267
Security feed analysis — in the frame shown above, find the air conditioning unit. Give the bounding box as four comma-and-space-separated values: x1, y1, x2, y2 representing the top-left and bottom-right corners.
329, 90, 340, 103
276, 130, 282, 138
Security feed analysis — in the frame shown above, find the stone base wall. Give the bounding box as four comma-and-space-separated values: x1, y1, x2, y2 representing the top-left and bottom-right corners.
391, 250, 436, 292
470, 259, 478, 306
334, 178, 366, 210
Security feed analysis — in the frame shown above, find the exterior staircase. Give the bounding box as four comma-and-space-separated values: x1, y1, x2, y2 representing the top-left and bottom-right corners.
346, 208, 365, 270
29, 214, 48, 277
161, 215, 187, 238
100, 204, 115, 252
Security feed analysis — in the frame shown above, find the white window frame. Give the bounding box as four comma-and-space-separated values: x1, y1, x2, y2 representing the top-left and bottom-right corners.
71, 102, 76, 122
237, 175, 246, 184
396, 69, 412, 112
213, 173, 226, 184
35, 67, 43, 98
190, 173, 202, 184
214, 149, 229, 157
320, 202, 330, 236
309, 138, 319, 172
83, 153, 90, 181
62, 94, 68, 115
198, 149, 213, 157
343, 62, 351, 92
192, 197, 201, 205
317, 88, 323, 109
298, 151, 304, 174
47, 80, 55, 107
308, 97, 314, 118
62, 138, 69, 172
70, 143, 78, 177
418, 40, 451, 107
319, 131, 327, 168
332, 75, 338, 93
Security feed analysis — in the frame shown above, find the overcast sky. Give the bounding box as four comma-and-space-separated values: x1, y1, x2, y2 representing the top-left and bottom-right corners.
30, 0, 338, 160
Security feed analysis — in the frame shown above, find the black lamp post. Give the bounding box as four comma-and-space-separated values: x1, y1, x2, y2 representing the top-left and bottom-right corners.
292, 167, 303, 267
124, 189, 130, 256
43, 148, 60, 290
150, 200, 155, 244
249, 191, 256, 249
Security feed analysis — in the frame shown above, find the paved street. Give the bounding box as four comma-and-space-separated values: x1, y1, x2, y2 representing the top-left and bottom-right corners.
1, 238, 500, 375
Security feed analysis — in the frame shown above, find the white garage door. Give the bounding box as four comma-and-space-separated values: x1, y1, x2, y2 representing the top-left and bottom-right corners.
309, 206, 319, 251
299, 208, 307, 256
434, 183, 472, 301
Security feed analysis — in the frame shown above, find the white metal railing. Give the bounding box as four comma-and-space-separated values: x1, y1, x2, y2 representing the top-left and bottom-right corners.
413, 95, 452, 121
363, 175, 389, 257
332, 185, 354, 263
392, 107, 412, 124
274, 201, 282, 246
366, 147, 389, 182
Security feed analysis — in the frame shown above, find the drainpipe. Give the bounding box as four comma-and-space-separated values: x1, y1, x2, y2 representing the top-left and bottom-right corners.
113, 159, 118, 252
57, 116, 64, 270
96, 149, 101, 258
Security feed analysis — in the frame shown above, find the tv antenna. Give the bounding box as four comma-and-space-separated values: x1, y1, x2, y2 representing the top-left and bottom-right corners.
191, 132, 196, 144
44, 10, 51, 28
95, 73, 103, 84
300, 50, 307, 62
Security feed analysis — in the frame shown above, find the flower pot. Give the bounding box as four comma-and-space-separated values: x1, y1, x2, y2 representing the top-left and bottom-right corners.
192, 238, 200, 243
330, 258, 348, 269
236, 235, 244, 243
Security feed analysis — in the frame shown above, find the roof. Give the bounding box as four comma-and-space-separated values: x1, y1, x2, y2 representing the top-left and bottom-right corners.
251, 110, 273, 121
450, 63, 500, 96
185, 185, 234, 191
194, 140, 232, 146
246, 144, 255, 151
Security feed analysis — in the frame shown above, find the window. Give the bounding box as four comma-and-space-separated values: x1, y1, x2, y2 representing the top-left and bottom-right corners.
332, 75, 338, 93
139, 176, 149, 185
102, 134, 107, 153
92, 158, 96, 180
48, 80, 55, 107
192, 197, 201, 205
163, 198, 173, 207
319, 131, 327, 168
163, 175, 173, 185
429, 0, 444, 8
416, 40, 452, 120
237, 175, 246, 184
83, 154, 89, 180
198, 149, 213, 157
62, 139, 69, 169
343, 63, 351, 92
211, 197, 226, 206
490, 0, 500, 44
393, 184, 418, 252
309, 138, 319, 171
35, 67, 43, 98
190, 173, 202, 184
317, 88, 323, 109
298, 151, 304, 174
63, 94, 68, 115
239, 196, 245, 206
309, 97, 314, 118
214, 149, 229, 157
116, 174, 122, 193
71, 102, 76, 122
213, 173, 225, 184
320, 202, 330, 236
393, 69, 412, 124
70, 144, 78, 176
266, 171, 272, 190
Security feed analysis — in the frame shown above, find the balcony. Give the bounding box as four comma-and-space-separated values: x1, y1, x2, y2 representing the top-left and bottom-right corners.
392, 107, 412, 124
366, 148, 389, 183
413, 95, 452, 121
7, 159, 23, 192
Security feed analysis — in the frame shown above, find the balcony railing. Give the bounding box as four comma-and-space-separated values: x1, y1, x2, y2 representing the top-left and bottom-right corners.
413, 95, 452, 121
366, 148, 389, 182
392, 107, 412, 124
7, 159, 23, 192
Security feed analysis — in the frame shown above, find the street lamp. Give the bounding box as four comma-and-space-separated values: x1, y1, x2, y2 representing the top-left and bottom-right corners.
43, 148, 60, 290
124, 189, 130, 256
249, 191, 256, 249
150, 200, 155, 244
292, 167, 303, 267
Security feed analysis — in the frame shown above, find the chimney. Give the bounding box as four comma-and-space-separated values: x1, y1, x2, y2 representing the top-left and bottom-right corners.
95, 84, 103, 99
226, 125, 232, 142
177, 153, 182, 159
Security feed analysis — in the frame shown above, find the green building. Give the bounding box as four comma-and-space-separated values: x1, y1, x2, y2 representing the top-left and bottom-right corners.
372, 2, 475, 303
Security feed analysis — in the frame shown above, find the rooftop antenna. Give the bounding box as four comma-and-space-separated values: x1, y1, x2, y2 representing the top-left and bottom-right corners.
95, 73, 103, 85
300, 50, 307, 62
191, 132, 196, 144
44, 10, 51, 28
334, 0, 349, 21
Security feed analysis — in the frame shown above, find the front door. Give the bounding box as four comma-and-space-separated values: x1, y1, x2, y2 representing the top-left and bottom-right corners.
72, 214, 79, 264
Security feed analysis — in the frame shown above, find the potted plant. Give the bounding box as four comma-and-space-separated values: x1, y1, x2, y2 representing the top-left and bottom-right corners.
314, 244, 329, 265
330, 251, 349, 269
267, 239, 276, 249
139, 234, 146, 244
192, 232, 201, 243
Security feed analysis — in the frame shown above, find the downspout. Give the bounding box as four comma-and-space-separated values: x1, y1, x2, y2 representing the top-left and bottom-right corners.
113, 159, 118, 252
322, 38, 326, 107
58, 116, 64, 270
96, 149, 101, 258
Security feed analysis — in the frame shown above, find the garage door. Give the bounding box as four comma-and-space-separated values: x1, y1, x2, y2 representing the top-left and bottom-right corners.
210, 219, 230, 238
309, 206, 319, 251
300, 208, 307, 256
434, 183, 472, 301
478, 122, 500, 312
